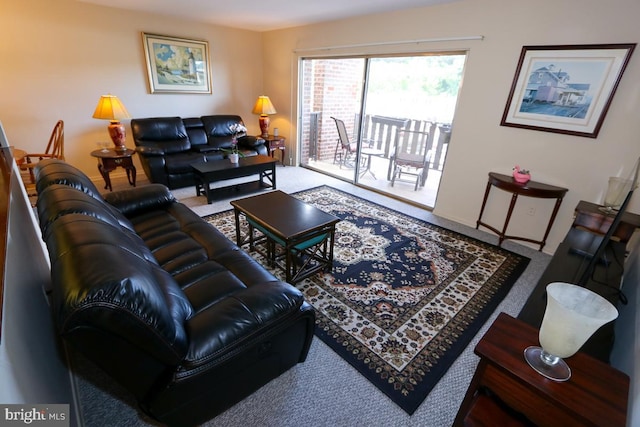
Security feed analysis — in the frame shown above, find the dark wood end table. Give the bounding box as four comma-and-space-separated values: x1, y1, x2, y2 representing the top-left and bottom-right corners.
191, 155, 276, 204
231, 190, 340, 284
261, 134, 286, 166
90, 148, 136, 191
573, 199, 640, 243
476, 172, 568, 251
454, 312, 629, 427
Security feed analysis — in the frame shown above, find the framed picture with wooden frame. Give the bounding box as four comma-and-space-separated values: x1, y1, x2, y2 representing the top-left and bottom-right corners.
142, 32, 212, 94
500, 44, 635, 138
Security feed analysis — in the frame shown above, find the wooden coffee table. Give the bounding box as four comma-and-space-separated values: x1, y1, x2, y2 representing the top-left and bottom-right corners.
192, 155, 276, 204
231, 190, 340, 284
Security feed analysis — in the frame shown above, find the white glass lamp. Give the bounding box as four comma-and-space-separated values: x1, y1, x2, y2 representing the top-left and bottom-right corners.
92, 95, 131, 152
252, 95, 276, 138
524, 282, 618, 381
599, 176, 633, 215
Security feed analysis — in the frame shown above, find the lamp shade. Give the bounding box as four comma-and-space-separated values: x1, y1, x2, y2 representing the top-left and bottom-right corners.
252, 96, 276, 137
252, 96, 277, 115
92, 95, 131, 122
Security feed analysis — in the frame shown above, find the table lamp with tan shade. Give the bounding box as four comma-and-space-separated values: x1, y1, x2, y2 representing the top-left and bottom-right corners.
252, 95, 276, 138
92, 95, 131, 152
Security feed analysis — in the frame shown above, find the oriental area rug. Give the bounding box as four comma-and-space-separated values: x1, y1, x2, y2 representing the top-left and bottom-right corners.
203, 186, 530, 414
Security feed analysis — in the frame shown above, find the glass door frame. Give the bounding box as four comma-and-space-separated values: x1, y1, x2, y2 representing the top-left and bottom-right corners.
295, 51, 466, 209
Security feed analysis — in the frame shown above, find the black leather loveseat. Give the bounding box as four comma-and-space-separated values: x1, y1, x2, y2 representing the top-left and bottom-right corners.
34, 159, 315, 426
131, 115, 267, 189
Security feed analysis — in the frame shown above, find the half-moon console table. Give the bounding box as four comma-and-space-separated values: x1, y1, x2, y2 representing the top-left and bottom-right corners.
476, 172, 568, 251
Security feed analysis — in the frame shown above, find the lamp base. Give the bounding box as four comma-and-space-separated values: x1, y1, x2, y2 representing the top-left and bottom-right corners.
108, 121, 127, 152
258, 115, 270, 138
597, 206, 618, 216
524, 346, 571, 382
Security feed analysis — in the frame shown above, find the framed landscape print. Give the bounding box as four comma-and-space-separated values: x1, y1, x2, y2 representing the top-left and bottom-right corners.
142, 33, 212, 94
501, 44, 635, 138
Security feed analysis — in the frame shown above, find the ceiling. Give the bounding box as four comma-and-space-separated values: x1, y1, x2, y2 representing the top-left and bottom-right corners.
77, 0, 455, 32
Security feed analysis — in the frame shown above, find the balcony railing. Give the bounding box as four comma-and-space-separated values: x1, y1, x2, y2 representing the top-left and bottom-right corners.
303, 113, 451, 172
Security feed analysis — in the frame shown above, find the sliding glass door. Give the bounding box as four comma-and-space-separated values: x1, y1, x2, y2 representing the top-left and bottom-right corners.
299, 53, 466, 209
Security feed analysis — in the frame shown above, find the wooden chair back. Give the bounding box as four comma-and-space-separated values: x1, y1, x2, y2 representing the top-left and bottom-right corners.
45, 119, 65, 160
21, 120, 65, 193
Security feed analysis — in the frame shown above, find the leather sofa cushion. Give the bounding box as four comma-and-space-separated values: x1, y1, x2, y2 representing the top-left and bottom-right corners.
184, 281, 304, 364
131, 117, 191, 154
37, 183, 138, 235
205, 135, 234, 150
183, 117, 208, 148
35, 159, 103, 200
104, 184, 176, 218
201, 115, 244, 151
124, 201, 283, 297
34, 159, 144, 233
38, 183, 160, 264
46, 212, 192, 364
129, 203, 244, 272
201, 115, 245, 137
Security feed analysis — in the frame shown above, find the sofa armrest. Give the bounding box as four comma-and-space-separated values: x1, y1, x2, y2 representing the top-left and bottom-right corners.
185, 282, 309, 363
136, 146, 166, 157
104, 184, 176, 216
238, 135, 265, 148
190, 145, 218, 153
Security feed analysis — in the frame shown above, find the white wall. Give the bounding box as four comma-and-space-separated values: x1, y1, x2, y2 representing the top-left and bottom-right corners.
262, 0, 640, 253
0, 0, 264, 180
0, 164, 77, 425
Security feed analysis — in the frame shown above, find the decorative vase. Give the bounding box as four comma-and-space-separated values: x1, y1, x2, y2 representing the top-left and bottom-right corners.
512, 165, 530, 184
229, 153, 239, 164
524, 282, 618, 381
513, 172, 530, 184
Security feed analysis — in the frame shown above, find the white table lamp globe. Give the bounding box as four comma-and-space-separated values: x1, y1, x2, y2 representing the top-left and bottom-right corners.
524, 282, 618, 381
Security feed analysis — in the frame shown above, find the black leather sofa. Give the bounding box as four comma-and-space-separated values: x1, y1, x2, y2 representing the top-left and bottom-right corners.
34, 159, 315, 426
131, 115, 268, 189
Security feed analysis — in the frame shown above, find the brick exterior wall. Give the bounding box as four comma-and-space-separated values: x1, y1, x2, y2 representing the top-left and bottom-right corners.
300, 59, 364, 163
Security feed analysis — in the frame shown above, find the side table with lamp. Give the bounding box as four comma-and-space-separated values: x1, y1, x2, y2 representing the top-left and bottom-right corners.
91, 94, 135, 191
92, 94, 131, 153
